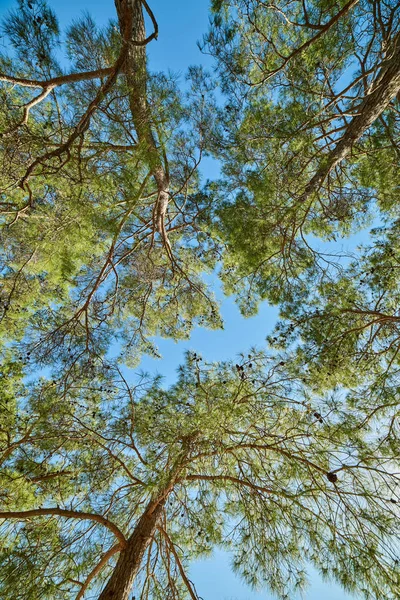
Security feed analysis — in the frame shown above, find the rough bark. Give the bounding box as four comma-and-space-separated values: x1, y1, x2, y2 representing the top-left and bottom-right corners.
301, 31, 400, 202
76, 544, 122, 600
97, 440, 191, 599
115, 0, 170, 240
97, 496, 165, 600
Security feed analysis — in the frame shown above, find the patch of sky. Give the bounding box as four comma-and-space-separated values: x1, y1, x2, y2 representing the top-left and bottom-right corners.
137, 272, 279, 386
190, 550, 353, 600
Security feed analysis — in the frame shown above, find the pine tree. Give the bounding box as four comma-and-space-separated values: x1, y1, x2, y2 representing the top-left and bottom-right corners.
0, 0, 221, 366
0, 2, 399, 600
0, 353, 399, 600
205, 0, 400, 308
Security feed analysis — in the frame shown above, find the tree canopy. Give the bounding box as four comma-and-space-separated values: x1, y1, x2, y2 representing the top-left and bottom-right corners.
0, 1, 399, 599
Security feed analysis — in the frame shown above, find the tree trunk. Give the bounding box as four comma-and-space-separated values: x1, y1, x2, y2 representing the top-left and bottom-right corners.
301, 31, 400, 201
97, 497, 164, 600
97, 439, 190, 600
115, 0, 170, 239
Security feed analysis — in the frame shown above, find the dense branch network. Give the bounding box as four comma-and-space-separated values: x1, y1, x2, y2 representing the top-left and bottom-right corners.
0, 1, 400, 600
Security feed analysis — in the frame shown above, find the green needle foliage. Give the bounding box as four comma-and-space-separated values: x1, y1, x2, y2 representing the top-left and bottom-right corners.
204, 0, 400, 308
0, 1, 399, 600
0, 0, 221, 364
0, 352, 399, 599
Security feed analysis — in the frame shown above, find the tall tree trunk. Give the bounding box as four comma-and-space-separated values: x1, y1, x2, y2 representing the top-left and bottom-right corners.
97, 497, 164, 600
301, 31, 400, 201
115, 0, 170, 242
97, 439, 191, 600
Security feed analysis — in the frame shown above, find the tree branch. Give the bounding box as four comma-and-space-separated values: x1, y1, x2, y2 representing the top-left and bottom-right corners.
75, 544, 122, 600
184, 473, 274, 495
18, 46, 129, 188
115, 0, 171, 248
299, 31, 400, 203
3, 86, 54, 135
158, 525, 200, 600
0, 507, 127, 546
0, 67, 115, 89
253, 0, 360, 84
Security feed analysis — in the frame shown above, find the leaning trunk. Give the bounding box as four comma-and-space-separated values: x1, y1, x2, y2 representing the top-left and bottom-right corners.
301, 31, 400, 201
98, 498, 164, 600
115, 0, 170, 239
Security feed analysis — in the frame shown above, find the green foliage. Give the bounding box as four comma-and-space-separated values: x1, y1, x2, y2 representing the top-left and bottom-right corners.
0, 353, 399, 599
3, 0, 60, 70
204, 0, 400, 308
0, 1, 222, 366
0, 1, 400, 600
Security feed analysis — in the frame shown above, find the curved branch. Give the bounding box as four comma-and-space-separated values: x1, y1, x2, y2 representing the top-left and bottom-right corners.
75, 544, 122, 600
116, 0, 158, 44
0, 507, 127, 547
253, 0, 360, 85
141, 0, 159, 41
19, 46, 129, 188
3, 86, 53, 135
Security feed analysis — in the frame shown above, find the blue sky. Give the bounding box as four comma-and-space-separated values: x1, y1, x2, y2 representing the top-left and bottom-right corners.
0, 0, 357, 598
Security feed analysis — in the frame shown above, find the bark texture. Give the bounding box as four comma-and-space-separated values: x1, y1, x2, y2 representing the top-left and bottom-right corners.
97, 498, 165, 600
301, 31, 400, 201
115, 0, 170, 241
